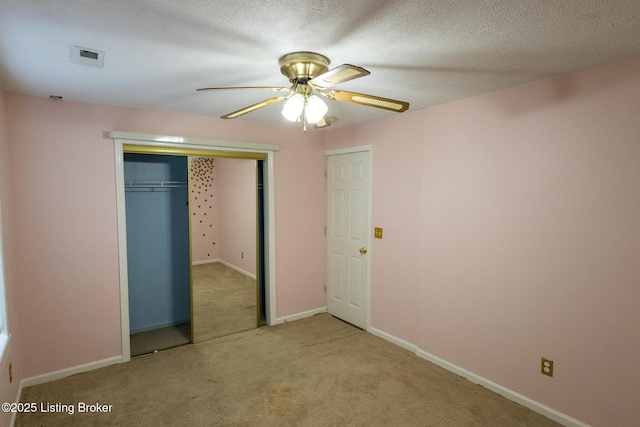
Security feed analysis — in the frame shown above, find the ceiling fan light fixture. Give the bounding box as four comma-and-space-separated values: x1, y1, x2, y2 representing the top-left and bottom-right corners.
281, 93, 304, 121
199, 51, 409, 127
305, 95, 328, 124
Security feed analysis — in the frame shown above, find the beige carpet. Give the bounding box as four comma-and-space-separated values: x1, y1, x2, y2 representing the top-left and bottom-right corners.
192, 262, 257, 343
16, 314, 561, 427
130, 322, 191, 357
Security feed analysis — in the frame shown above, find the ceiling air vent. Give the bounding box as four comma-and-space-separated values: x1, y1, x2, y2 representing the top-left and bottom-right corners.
70, 46, 104, 68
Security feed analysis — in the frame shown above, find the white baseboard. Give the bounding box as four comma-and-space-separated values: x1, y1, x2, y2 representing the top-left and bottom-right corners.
275, 307, 327, 324
192, 259, 219, 265
20, 356, 122, 389
10, 380, 21, 427
364, 324, 589, 427
414, 349, 590, 427
218, 260, 256, 280
370, 327, 417, 353
193, 259, 256, 280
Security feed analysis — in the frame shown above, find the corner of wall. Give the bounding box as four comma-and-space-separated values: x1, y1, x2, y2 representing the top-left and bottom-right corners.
0, 88, 25, 427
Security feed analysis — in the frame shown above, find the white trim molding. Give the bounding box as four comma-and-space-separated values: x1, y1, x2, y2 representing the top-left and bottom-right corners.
109, 131, 279, 153
325, 144, 373, 156
0, 333, 11, 374
15, 356, 122, 425
275, 307, 327, 324
111, 131, 279, 362
217, 260, 256, 280
114, 139, 130, 362
192, 259, 219, 266
20, 356, 122, 388
369, 327, 417, 353
192, 259, 257, 280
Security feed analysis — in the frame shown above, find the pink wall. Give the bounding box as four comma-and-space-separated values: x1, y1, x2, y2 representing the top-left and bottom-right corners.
190, 157, 220, 263
272, 134, 328, 318
326, 58, 640, 426
4, 93, 327, 380
216, 157, 257, 275
0, 90, 22, 427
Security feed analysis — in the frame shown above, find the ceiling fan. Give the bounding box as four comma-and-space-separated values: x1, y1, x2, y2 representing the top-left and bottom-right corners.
197, 51, 410, 130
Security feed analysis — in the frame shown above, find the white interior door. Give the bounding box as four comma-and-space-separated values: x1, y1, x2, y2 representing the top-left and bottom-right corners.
326, 148, 371, 330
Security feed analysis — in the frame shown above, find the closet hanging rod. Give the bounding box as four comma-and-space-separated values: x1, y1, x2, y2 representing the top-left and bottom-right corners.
124, 181, 188, 188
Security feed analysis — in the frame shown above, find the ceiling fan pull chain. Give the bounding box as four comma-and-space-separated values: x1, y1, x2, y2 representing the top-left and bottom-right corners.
303, 107, 308, 132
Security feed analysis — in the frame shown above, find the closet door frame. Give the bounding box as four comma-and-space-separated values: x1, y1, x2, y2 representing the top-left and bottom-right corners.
111, 131, 279, 362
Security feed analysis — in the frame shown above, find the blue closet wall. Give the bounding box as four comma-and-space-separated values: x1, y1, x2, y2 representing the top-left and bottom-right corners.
124, 154, 191, 333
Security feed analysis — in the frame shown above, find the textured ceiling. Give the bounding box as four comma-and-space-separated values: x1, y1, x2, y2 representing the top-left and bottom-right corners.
1, 0, 640, 129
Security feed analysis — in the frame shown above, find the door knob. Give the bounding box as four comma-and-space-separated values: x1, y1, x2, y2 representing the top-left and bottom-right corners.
359, 247, 367, 255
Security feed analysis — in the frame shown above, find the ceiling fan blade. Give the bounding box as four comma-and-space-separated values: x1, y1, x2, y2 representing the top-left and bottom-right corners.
221, 95, 288, 119
326, 90, 409, 112
197, 86, 290, 92
309, 64, 370, 89
312, 115, 332, 129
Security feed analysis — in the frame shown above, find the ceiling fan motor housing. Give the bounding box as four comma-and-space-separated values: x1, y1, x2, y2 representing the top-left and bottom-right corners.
279, 52, 330, 84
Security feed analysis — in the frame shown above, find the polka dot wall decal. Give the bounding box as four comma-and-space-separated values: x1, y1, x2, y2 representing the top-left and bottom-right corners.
190, 156, 217, 262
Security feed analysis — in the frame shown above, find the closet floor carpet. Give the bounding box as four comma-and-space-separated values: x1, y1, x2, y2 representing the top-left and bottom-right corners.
130, 322, 191, 357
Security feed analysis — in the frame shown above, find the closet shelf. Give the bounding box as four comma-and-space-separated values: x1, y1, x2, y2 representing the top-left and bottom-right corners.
125, 181, 188, 188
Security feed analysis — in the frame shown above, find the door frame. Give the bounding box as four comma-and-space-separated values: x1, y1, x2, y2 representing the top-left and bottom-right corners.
325, 145, 372, 331
111, 131, 279, 362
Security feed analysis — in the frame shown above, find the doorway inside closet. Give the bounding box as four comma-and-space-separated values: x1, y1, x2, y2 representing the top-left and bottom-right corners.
190, 155, 263, 342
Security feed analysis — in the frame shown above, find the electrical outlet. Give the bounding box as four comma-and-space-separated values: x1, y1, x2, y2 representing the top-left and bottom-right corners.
241, 251, 244, 259
541, 357, 553, 377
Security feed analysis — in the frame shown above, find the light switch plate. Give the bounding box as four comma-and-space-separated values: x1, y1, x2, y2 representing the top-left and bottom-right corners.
374, 227, 383, 239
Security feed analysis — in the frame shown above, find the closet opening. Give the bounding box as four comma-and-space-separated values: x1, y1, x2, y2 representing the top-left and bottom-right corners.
112, 132, 278, 362
121, 147, 268, 357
